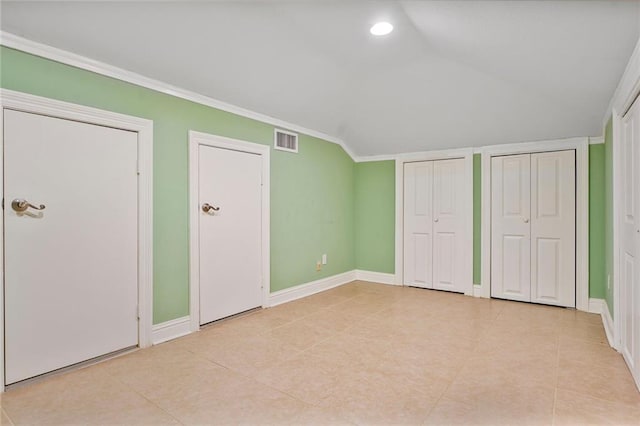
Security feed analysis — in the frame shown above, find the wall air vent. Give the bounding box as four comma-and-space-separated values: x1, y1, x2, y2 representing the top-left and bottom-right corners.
274, 129, 298, 153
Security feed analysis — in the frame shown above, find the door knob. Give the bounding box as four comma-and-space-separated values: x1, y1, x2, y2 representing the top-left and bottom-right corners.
434, 218, 439, 222
11, 198, 46, 213
202, 203, 220, 213
523, 218, 529, 223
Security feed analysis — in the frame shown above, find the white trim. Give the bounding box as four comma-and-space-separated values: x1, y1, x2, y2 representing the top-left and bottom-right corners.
394, 148, 475, 295
0, 88, 153, 390
588, 298, 616, 349
588, 298, 603, 314
0, 31, 357, 160
268, 270, 356, 307
589, 136, 605, 145
188, 131, 270, 332
151, 316, 192, 345
612, 111, 623, 351
354, 270, 398, 285
355, 154, 397, 163
603, 36, 640, 126
480, 137, 589, 312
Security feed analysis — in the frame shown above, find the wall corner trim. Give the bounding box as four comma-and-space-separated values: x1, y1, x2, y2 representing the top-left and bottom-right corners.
588, 298, 616, 349
354, 270, 399, 285
151, 316, 192, 345
0, 31, 357, 160
268, 270, 357, 307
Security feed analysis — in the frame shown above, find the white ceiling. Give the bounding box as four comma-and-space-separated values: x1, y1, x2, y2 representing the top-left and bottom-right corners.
1, 1, 639, 156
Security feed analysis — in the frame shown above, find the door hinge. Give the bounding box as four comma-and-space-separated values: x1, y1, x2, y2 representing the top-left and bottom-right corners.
137, 305, 141, 321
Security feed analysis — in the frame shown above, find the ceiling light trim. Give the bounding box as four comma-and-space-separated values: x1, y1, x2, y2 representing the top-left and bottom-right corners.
0, 31, 357, 160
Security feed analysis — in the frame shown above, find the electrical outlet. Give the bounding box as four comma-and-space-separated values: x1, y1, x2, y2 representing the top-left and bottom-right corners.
316, 261, 322, 272
322, 254, 327, 265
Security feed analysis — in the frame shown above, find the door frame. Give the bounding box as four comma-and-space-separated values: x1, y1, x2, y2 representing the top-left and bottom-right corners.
188, 130, 270, 332
395, 148, 474, 295
0, 89, 154, 390
479, 137, 589, 311
609, 38, 640, 371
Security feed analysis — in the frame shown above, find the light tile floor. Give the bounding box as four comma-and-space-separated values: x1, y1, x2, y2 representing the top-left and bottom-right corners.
2, 281, 639, 425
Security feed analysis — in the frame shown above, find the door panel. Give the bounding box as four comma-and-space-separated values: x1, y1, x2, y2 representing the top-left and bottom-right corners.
403, 162, 433, 288
491, 154, 531, 302
530, 150, 575, 307
433, 158, 466, 292
4, 109, 138, 385
198, 145, 262, 324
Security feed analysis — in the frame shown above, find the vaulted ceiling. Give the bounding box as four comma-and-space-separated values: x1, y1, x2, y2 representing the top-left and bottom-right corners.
1, 1, 639, 156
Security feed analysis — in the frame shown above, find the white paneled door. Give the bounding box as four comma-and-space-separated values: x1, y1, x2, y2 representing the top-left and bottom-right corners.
621, 98, 640, 386
404, 158, 466, 293
4, 110, 139, 385
491, 154, 531, 302
491, 151, 576, 307
198, 145, 262, 325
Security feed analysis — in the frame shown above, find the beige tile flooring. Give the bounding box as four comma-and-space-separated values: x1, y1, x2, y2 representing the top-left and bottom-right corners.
2, 281, 640, 425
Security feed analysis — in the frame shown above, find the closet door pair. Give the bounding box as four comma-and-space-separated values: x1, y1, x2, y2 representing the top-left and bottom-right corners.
403, 158, 466, 293
491, 151, 576, 308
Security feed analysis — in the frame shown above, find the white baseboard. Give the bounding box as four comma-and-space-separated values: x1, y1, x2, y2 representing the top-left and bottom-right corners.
151, 316, 192, 345
588, 298, 616, 349
354, 270, 398, 285
588, 298, 603, 314
601, 300, 616, 349
268, 270, 357, 307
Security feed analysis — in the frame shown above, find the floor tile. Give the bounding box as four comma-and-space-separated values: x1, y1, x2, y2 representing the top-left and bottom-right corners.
3, 281, 639, 425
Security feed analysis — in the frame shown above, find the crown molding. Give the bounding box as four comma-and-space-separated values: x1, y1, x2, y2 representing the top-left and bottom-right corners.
0, 31, 357, 160
589, 136, 605, 145
603, 35, 640, 124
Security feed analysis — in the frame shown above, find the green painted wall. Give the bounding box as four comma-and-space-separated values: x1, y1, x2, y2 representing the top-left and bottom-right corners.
604, 118, 615, 314
589, 144, 606, 300
473, 154, 482, 285
0, 46, 355, 324
354, 161, 395, 273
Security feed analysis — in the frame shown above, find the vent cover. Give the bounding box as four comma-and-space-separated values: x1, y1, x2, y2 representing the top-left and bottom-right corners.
274, 129, 298, 153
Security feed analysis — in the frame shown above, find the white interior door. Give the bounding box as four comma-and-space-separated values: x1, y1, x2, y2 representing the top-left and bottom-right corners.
403, 161, 434, 288
198, 145, 262, 324
621, 99, 640, 384
491, 154, 531, 302
4, 109, 139, 385
530, 150, 576, 307
432, 158, 466, 293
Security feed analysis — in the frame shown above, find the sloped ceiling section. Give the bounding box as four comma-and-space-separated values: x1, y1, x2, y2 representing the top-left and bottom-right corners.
1, 1, 639, 156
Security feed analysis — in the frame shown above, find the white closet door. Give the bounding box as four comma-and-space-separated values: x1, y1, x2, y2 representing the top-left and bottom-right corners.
403, 161, 434, 288
198, 145, 263, 324
433, 158, 466, 293
4, 110, 139, 385
531, 150, 576, 307
491, 154, 531, 302
621, 100, 640, 383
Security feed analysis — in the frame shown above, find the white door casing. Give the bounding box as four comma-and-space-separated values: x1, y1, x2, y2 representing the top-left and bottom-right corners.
403, 161, 434, 288
403, 157, 468, 293
620, 99, 639, 382
0, 89, 153, 390
530, 150, 576, 307
188, 131, 270, 331
198, 145, 262, 324
491, 154, 531, 302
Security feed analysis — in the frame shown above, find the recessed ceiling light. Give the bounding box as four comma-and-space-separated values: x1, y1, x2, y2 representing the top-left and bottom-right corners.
370, 22, 393, 36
